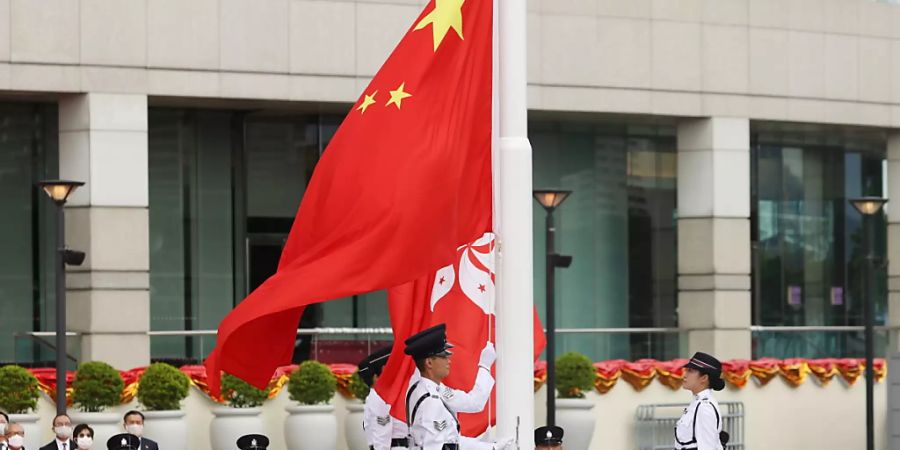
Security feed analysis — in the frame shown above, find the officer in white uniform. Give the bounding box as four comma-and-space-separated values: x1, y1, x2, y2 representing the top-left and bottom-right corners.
674, 352, 729, 450
360, 345, 411, 450
403, 324, 514, 450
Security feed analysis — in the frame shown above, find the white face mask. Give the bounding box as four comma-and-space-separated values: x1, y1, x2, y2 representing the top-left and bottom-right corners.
55, 425, 73, 439
0, 423, 7, 435
125, 424, 143, 437
7, 435, 24, 448
77, 436, 93, 449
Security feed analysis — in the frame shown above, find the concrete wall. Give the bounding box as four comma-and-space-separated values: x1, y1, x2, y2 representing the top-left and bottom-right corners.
0, 0, 894, 127
20, 377, 886, 450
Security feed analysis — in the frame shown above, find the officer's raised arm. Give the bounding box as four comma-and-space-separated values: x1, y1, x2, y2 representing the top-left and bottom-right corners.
440, 342, 496, 413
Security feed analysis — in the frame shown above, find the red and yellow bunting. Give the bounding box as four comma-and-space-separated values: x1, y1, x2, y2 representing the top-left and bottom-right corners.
531, 358, 884, 395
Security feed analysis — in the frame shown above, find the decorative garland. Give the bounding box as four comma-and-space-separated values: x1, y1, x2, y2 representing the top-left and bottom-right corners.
534, 358, 887, 393
24, 358, 886, 406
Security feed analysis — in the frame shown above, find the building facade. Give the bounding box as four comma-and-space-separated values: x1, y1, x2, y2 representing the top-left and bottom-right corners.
1, 0, 899, 371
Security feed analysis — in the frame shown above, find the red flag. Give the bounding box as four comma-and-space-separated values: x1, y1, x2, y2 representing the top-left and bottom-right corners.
204, 0, 493, 393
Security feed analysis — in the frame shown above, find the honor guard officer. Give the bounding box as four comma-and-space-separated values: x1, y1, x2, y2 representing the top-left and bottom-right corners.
675, 352, 730, 450
106, 434, 140, 450
534, 426, 564, 450
360, 345, 411, 450
403, 324, 514, 450
237, 434, 269, 450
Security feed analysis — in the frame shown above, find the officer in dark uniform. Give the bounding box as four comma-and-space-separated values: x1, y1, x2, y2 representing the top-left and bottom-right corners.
534, 425, 564, 449
236, 434, 269, 450
675, 352, 730, 450
403, 323, 513, 450
106, 434, 140, 450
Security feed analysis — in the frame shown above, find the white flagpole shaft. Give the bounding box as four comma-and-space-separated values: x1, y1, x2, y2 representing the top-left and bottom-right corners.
495, 0, 534, 447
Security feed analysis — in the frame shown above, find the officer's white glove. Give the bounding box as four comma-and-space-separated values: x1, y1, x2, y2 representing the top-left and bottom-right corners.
479, 342, 496, 370
493, 436, 515, 450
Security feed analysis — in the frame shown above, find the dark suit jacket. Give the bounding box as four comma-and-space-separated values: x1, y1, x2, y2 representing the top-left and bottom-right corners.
137, 438, 159, 450
39, 440, 72, 450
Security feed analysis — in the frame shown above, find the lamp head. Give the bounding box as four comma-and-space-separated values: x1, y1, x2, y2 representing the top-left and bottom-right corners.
533, 189, 572, 213
36, 180, 84, 204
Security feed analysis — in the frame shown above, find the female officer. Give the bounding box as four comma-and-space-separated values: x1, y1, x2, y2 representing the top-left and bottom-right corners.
674, 352, 728, 450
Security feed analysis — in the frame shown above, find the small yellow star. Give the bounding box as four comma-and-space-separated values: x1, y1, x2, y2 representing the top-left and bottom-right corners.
386, 83, 412, 109
357, 91, 378, 114
415, 0, 465, 51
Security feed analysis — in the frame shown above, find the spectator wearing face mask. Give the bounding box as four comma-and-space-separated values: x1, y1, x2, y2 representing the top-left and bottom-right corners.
0, 411, 10, 450
40, 414, 74, 450
6, 423, 25, 450
122, 411, 157, 450
73, 424, 94, 450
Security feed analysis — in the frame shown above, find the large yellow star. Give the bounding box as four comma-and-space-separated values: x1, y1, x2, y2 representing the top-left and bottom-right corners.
357, 91, 377, 114
386, 83, 412, 109
414, 0, 464, 51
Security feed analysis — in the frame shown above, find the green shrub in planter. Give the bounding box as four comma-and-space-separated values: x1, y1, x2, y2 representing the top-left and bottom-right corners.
221, 373, 269, 408
555, 352, 596, 399
288, 361, 337, 405
72, 361, 125, 412
137, 363, 190, 411
0, 365, 40, 413
347, 371, 370, 401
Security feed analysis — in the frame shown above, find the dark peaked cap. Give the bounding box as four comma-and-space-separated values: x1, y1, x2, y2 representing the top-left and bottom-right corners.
404, 324, 453, 359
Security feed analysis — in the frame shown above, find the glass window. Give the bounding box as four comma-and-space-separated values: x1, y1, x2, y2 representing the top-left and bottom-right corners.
0, 103, 59, 364
531, 119, 678, 361
751, 122, 887, 358
148, 109, 235, 361
148, 109, 386, 363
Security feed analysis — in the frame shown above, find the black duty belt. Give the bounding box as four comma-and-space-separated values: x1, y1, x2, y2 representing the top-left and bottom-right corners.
368, 439, 409, 450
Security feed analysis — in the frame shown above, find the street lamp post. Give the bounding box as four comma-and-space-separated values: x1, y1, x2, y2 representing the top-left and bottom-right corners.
849, 196, 887, 450
533, 189, 573, 426
37, 179, 85, 415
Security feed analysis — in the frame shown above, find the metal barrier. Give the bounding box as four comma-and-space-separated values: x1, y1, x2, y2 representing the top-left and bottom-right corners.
635, 402, 745, 450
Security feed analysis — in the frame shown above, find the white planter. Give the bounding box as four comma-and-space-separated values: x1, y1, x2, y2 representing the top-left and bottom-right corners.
143, 410, 186, 450
210, 407, 263, 450
344, 402, 367, 450
9, 413, 40, 450
556, 398, 596, 450
285, 404, 337, 450
69, 411, 122, 447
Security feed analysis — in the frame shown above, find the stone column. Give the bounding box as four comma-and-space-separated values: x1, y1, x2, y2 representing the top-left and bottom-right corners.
887, 133, 900, 353
59, 93, 150, 369
676, 117, 752, 360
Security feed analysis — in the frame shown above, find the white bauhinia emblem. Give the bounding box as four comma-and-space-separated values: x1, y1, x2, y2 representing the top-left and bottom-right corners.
429, 233, 495, 314
430, 263, 455, 311
457, 233, 494, 314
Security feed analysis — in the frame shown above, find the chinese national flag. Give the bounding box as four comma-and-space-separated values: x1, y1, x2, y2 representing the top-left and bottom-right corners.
204, 0, 494, 394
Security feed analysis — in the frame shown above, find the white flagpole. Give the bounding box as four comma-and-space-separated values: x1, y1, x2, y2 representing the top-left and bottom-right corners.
494, 0, 534, 447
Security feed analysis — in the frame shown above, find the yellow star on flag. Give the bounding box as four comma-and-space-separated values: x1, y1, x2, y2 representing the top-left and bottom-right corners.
414, 0, 464, 51
357, 91, 377, 114
386, 83, 412, 109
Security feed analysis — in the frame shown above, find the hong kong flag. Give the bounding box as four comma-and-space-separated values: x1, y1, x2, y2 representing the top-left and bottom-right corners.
204, 0, 496, 394
377, 235, 547, 437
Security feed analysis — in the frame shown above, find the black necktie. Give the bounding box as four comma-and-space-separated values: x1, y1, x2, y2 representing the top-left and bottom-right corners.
62, 442, 67, 450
